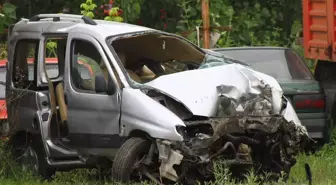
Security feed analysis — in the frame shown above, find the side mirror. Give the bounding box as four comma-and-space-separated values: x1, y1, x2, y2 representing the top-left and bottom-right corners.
95, 74, 107, 93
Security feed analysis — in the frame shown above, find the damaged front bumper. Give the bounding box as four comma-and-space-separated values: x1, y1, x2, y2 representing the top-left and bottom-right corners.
156, 115, 309, 182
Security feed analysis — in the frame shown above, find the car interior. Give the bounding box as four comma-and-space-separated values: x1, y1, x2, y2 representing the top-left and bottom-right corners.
111, 33, 205, 84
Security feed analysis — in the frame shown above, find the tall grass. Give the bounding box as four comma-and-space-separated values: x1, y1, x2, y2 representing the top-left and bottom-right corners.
1, 131, 336, 185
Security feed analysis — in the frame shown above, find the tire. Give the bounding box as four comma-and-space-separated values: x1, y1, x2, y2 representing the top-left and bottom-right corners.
111, 137, 150, 182
13, 137, 55, 180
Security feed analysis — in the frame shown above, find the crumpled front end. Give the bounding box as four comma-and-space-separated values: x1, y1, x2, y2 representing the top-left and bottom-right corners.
146, 65, 309, 183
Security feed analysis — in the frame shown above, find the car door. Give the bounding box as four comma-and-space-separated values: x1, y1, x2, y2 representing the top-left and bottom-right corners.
6, 37, 41, 135
64, 32, 122, 149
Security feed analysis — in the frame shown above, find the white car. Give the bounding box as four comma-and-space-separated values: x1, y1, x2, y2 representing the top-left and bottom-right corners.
5, 14, 309, 184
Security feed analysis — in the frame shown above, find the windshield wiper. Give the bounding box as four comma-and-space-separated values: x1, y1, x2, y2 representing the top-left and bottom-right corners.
223, 56, 250, 66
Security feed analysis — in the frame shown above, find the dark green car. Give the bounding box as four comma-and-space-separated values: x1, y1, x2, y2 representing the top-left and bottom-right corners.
211, 47, 330, 143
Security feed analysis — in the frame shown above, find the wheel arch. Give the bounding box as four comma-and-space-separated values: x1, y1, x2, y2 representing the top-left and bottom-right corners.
128, 129, 152, 139
7, 130, 34, 147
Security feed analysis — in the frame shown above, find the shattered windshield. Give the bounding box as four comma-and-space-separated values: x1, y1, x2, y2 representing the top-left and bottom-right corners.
199, 54, 232, 69
109, 32, 237, 85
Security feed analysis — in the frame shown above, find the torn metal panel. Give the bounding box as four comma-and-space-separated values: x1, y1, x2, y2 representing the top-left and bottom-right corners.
157, 140, 183, 181
154, 115, 308, 183
143, 63, 280, 117
144, 63, 307, 134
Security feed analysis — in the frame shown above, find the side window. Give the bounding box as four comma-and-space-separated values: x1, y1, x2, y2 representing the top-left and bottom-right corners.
70, 39, 106, 93
13, 39, 39, 89
44, 38, 67, 79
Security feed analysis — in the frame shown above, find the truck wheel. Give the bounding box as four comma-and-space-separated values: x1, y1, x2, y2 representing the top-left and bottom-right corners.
14, 138, 55, 180
112, 137, 151, 182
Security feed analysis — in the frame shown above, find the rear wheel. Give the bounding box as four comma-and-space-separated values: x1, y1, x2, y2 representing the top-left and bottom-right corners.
11, 136, 55, 179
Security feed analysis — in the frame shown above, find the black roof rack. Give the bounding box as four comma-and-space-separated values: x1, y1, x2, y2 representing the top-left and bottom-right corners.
29, 14, 97, 25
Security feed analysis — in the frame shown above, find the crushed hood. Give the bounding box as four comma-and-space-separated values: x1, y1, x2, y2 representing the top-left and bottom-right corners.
144, 64, 307, 134
145, 64, 281, 116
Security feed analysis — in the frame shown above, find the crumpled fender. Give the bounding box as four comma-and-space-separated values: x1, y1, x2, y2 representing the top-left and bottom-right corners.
120, 88, 185, 141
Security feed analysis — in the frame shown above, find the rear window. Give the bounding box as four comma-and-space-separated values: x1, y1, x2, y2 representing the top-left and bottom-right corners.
45, 64, 59, 79
216, 49, 313, 80
0, 67, 6, 99
27, 64, 59, 79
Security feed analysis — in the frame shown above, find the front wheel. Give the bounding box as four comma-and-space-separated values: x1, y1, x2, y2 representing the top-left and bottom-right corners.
112, 137, 151, 182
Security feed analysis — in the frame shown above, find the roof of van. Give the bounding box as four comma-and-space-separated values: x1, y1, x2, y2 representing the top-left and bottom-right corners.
12, 14, 154, 39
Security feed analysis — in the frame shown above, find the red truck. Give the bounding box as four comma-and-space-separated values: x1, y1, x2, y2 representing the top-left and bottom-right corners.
0, 58, 94, 137
303, 0, 336, 135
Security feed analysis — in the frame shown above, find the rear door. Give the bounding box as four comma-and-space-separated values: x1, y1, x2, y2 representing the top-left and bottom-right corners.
64, 32, 123, 149
6, 36, 41, 135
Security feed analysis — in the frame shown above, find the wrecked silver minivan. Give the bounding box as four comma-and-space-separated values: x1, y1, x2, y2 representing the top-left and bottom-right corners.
5, 14, 309, 184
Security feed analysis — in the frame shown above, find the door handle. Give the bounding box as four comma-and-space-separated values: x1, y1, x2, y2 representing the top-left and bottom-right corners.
42, 101, 48, 106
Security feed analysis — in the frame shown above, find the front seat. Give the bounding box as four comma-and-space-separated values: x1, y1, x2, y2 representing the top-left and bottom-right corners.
137, 65, 156, 82
116, 52, 142, 83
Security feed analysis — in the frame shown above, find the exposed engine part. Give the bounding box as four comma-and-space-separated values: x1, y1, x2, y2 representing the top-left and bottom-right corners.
210, 141, 235, 159
143, 143, 156, 165
157, 140, 183, 181
153, 113, 308, 183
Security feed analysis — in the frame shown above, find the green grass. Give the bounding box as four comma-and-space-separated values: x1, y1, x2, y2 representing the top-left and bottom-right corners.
1, 139, 336, 185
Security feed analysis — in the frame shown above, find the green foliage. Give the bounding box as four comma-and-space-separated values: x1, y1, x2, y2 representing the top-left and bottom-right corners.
80, 0, 97, 19
1, 0, 304, 49
0, 3, 16, 33
0, 0, 311, 68
175, 0, 202, 45
79, 0, 124, 22
116, 0, 143, 23
104, 7, 123, 22
46, 41, 57, 58
201, 0, 301, 49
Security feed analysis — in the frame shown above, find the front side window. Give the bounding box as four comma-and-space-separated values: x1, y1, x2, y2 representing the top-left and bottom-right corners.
77, 64, 91, 80
13, 39, 39, 89
70, 39, 109, 93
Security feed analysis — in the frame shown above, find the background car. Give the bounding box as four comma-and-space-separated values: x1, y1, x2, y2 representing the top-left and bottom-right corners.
212, 47, 330, 144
